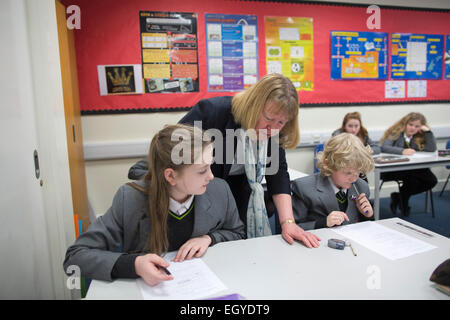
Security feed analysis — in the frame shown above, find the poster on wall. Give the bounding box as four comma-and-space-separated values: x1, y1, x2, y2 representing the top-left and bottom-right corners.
330, 31, 388, 80
205, 13, 258, 92
264, 16, 314, 91
139, 11, 199, 93
390, 33, 444, 80
445, 35, 450, 79
385, 80, 405, 99
97, 64, 143, 96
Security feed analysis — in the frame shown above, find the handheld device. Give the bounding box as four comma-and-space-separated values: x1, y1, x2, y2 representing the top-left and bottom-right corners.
328, 238, 346, 250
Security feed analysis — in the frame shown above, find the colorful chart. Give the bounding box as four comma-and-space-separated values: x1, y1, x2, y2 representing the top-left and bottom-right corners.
445, 35, 450, 80
390, 33, 444, 80
139, 11, 199, 93
265, 16, 314, 91
330, 31, 388, 80
205, 14, 258, 92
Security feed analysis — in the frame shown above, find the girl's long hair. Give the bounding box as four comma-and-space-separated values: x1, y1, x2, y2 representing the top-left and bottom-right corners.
340, 112, 369, 145
142, 124, 211, 255
379, 112, 428, 150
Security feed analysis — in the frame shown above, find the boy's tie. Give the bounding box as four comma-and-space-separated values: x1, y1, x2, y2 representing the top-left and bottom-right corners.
336, 190, 348, 212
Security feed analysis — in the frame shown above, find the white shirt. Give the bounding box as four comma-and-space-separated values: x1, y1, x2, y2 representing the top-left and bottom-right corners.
404, 134, 412, 144
328, 177, 347, 195
169, 195, 194, 216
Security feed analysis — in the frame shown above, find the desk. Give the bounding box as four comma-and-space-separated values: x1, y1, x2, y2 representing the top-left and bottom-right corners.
85, 218, 450, 300
373, 152, 450, 220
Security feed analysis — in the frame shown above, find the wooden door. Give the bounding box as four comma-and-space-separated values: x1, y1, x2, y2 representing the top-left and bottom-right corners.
55, 0, 90, 232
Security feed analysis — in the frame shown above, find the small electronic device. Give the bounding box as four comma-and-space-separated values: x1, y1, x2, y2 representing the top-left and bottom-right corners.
328, 238, 346, 250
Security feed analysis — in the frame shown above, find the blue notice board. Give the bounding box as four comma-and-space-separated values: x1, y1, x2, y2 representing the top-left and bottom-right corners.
330, 31, 388, 80
390, 33, 444, 80
445, 35, 450, 80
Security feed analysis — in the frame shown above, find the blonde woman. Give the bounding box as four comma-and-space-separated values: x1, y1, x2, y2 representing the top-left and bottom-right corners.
380, 112, 437, 216
129, 73, 320, 247
291, 133, 375, 230
64, 124, 245, 287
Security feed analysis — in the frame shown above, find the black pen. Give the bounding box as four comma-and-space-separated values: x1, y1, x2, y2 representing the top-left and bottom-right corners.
396, 222, 434, 238
157, 265, 172, 276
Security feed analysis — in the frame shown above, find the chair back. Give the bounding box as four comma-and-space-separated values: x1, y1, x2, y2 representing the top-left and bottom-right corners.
313, 143, 324, 173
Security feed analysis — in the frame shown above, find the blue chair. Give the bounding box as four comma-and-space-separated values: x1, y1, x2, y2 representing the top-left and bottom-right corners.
439, 139, 450, 197
313, 143, 324, 173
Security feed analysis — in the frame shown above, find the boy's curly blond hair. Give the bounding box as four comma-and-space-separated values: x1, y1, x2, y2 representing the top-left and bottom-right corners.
317, 133, 375, 177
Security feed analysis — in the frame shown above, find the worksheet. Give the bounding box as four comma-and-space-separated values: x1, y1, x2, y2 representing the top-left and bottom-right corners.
137, 252, 227, 300
332, 221, 437, 260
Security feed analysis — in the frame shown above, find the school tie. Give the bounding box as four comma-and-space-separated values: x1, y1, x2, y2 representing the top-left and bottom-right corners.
336, 190, 348, 212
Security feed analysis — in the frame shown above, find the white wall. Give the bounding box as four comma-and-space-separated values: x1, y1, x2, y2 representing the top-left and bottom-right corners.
81, 0, 450, 216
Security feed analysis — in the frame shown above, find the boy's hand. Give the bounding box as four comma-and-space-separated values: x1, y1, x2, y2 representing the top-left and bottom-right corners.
327, 211, 349, 227
356, 193, 373, 218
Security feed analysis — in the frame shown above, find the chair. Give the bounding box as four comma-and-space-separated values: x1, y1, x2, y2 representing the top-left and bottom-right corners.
379, 177, 435, 218
439, 139, 450, 197
313, 143, 324, 173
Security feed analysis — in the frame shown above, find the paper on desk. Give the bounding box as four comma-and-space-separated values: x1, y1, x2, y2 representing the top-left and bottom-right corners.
136, 252, 227, 300
406, 152, 437, 159
332, 222, 437, 260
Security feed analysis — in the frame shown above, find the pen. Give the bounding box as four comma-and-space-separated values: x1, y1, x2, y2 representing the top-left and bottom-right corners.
352, 183, 369, 214
157, 265, 172, 276
396, 222, 434, 238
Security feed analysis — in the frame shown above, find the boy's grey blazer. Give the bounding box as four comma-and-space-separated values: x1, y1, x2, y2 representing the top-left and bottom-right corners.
381, 131, 436, 154
291, 174, 371, 230
63, 178, 245, 281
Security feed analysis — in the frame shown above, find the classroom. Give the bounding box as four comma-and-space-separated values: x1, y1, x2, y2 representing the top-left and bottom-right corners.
1, 0, 450, 305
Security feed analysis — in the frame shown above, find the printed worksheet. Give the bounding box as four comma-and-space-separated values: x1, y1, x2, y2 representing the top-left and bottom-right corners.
137, 252, 227, 300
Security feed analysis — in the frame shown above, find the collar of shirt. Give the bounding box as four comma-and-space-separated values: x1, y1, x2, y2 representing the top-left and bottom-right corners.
403, 134, 412, 144
328, 177, 347, 195
169, 195, 194, 216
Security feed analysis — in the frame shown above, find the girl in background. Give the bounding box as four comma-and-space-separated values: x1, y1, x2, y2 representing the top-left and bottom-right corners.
64, 124, 245, 287
379, 112, 437, 216
332, 111, 380, 182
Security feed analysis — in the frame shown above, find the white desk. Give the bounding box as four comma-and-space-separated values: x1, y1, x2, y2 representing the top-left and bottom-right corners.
85, 218, 450, 300
373, 152, 450, 220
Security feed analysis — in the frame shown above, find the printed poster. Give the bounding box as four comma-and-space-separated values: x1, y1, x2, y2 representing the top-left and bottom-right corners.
205, 14, 258, 92
97, 64, 143, 96
390, 33, 444, 80
140, 11, 199, 93
385, 80, 405, 99
445, 35, 450, 79
265, 16, 314, 91
407, 80, 427, 98
330, 31, 388, 80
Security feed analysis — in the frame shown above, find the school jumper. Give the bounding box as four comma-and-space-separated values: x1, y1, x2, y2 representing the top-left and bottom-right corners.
291, 174, 372, 230
63, 178, 245, 281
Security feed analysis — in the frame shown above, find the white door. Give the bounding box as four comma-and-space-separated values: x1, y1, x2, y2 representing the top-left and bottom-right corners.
0, 0, 76, 299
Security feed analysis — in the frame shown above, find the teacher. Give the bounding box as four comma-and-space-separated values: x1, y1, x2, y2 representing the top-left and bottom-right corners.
129, 74, 320, 248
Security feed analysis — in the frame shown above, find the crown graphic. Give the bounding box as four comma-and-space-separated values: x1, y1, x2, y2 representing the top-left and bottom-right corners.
107, 67, 133, 86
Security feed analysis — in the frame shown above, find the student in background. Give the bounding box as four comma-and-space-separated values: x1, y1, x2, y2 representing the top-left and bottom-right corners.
64, 124, 245, 287
332, 112, 380, 182
379, 112, 437, 216
291, 133, 374, 230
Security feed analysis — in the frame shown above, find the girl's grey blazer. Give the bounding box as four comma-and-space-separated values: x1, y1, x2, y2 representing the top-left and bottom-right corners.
291, 174, 371, 230
63, 178, 246, 281
381, 131, 437, 154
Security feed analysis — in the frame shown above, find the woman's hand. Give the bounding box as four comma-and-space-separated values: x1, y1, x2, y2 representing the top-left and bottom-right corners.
135, 254, 174, 287
420, 125, 430, 132
355, 193, 373, 218
326, 211, 349, 228
174, 235, 212, 262
402, 148, 415, 155
281, 222, 321, 248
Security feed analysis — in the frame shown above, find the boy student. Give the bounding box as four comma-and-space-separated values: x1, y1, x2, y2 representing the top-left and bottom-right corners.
63, 124, 245, 287
379, 112, 437, 216
291, 133, 375, 230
